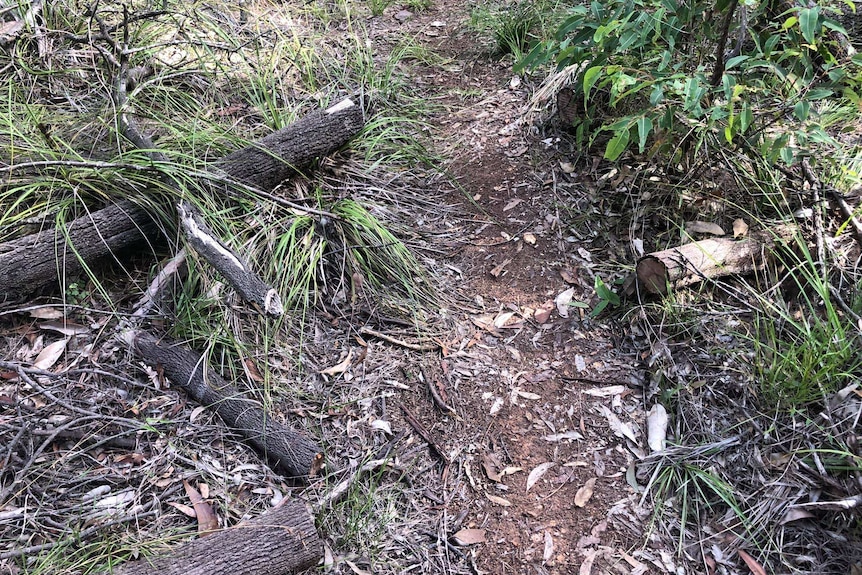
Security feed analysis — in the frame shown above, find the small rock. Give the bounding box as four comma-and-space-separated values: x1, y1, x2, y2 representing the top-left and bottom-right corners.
394, 10, 412, 22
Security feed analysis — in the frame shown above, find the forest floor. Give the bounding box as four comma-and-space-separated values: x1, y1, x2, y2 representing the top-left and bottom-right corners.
2, 1, 860, 574
359, 3, 662, 573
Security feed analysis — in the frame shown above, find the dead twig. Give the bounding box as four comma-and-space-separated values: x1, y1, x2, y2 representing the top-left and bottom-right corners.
801, 159, 827, 280
419, 365, 456, 415
398, 403, 449, 464
358, 326, 439, 351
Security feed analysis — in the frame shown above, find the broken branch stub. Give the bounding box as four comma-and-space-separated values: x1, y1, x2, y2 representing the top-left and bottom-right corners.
109, 499, 322, 575
127, 331, 324, 479
636, 224, 795, 294
178, 202, 283, 316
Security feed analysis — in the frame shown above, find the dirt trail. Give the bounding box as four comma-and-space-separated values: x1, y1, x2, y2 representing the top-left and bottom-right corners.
372, 3, 657, 573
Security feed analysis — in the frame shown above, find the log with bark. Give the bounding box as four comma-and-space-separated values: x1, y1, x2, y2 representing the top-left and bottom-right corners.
125, 330, 324, 479
636, 224, 796, 295
108, 499, 322, 575
0, 98, 365, 299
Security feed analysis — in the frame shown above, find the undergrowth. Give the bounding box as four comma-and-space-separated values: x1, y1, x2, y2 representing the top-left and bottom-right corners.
0, 0, 445, 572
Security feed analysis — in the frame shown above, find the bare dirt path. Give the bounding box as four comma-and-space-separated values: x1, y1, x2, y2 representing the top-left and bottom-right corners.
372, 3, 660, 573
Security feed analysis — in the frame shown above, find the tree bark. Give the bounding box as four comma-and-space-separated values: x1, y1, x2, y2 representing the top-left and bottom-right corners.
636, 224, 795, 294
0, 99, 364, 299
212, 98, 365, 192
126, 330, 324, 479
109, 499, 322, 575
0, 200, 162, 299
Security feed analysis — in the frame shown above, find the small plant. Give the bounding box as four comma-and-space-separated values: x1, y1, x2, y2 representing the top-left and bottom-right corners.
591, 275, 621, 316
367, 0, 394, 16
470, 1, 561, 60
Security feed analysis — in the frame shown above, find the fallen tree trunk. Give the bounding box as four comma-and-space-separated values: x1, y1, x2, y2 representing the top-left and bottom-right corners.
0, 99, 365, 299
0, 200, 161, 300
126, 330, 324, 479
109, 499, 322, 575
636, 224, 796, 295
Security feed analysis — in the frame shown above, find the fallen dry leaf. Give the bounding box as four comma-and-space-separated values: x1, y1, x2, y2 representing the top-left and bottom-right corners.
559, 268, 578, 285
38, 321, 90, 336
646, 403, 668, 452
493, 311, 517, 328
737, 549, 766, 575
452, 528, 486, 546
555, 288, 575, 318
167, 501, 197, 518
534, 301, 554, 323
526, 462, 555, 492
486, 493, 512, 506
320, 349, 354, 376
503, 198, 522, 211
600, 406, 638, 443
32, 339, 68, 371
543, 430, 584, 442
733, 218, 749, 238
543, 531, 554, 564
489, 258, 512, 278
685, 220, 725, 236
575, 477, 596, 507
183, 480, 218, 534
482, 454, 503, 482
583, 385, 627, 397
28, 306, 64, 319
579, 547, 599, 575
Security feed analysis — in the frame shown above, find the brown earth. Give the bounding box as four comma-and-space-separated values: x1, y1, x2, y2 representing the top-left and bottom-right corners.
369, 4, 660, 573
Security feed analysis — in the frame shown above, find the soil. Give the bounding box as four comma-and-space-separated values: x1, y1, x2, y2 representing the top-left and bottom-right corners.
369, 4, 657, 573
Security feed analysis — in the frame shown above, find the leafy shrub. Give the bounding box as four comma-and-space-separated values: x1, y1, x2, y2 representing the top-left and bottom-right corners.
518, 0, 862, 164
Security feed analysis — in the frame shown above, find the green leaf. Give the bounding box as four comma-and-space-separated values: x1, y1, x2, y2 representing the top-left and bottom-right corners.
683, 77, 703, 112
724, 55, 749, 70
604, 126, 630, 161
793, 100, 810, 122
782, 16, 798, 30
636, 115, 653, 153
806, 87, 833, 100
798, 7, 820, 44
739, 101, 753, 133
780, 146, 794, 164
583, 65, 603, 103
650, 84, 664, 105
852, 54, 862, 66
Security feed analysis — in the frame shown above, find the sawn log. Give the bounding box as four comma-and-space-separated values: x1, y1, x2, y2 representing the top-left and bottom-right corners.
109, 499, 322, 575
636, 224, 795, 294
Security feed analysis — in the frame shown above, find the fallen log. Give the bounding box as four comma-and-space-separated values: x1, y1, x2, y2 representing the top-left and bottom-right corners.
636, 224, 796, 295
125, 330, 324, 479
0, 200, 161, 300
0, 98, 365, 299
109, 499, 322, 575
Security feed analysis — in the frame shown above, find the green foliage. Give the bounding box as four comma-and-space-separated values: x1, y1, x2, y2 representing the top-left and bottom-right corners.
470, 0, 562, 59
748, 239, 862, 407
518, 0, 862, 164
591, 275, 621, 316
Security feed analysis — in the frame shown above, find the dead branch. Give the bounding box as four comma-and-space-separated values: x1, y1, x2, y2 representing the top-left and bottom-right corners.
125, 331, 324, 479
